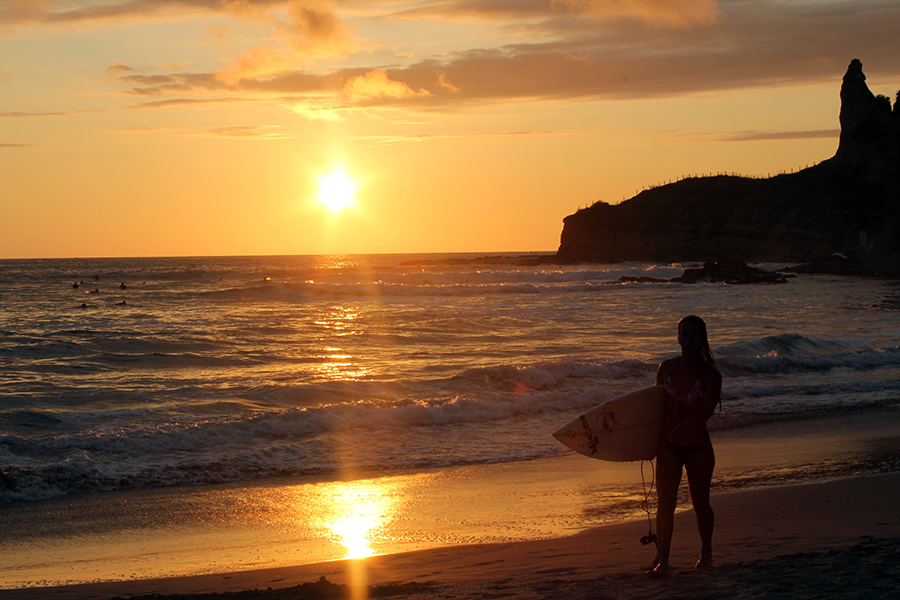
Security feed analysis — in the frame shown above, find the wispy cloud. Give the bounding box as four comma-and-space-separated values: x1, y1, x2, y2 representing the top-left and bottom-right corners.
724, 129, 841, 142
351, 129, 559, 144
114, 123, 288, 138
128, 97, 253, 109
215, 1, 361, 83
104, 64, 134, 75
1, 111, 68, 118
400, 0, 722, 28
0, 109, 106, 117
1, 1, 278, 26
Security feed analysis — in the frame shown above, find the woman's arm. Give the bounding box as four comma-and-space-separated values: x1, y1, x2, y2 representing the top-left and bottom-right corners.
665, 365, 721, 442
696, 365, 722, 422
656, 358, 676, 386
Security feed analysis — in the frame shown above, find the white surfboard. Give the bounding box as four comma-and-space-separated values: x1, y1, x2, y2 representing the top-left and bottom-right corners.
553, 386, 665, 462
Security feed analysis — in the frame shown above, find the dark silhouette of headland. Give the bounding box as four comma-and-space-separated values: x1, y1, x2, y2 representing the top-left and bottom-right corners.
556, 59, 900, 276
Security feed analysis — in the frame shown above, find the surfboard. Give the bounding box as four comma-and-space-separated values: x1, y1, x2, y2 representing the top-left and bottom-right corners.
553, 386, 665, 462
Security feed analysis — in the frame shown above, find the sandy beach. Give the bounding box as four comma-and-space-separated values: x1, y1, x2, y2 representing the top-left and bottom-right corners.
4, 472, 898, 600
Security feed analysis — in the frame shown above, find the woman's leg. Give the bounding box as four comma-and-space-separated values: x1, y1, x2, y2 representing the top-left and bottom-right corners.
651, 444, 683, 574
685, 442, 716, 566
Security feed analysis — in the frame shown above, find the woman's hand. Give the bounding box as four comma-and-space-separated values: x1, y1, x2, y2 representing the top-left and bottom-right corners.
665, 422, 698, 444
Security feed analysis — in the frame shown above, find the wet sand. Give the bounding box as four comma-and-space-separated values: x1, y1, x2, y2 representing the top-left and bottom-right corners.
6, 472, 899, 599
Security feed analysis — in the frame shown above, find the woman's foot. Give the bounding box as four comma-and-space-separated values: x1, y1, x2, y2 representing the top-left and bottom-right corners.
646, 563, 670, 578
695, 550, 713, 569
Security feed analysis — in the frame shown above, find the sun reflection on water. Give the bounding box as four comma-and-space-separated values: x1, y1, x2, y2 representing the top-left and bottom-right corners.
317, 480, 396, 560
306, 476, 407, 600
313, 307, 370, 380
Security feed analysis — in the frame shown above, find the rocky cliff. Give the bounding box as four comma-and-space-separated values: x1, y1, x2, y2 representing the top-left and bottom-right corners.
556, 59, 900, 275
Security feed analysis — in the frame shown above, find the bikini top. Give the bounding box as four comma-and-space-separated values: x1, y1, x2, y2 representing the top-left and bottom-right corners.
664, 359, 705, 407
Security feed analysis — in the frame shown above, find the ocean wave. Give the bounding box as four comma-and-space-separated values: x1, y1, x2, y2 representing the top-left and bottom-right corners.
446, 359, 651, 392
717, 334, 900, 375
2, 342, 899, 504
4, 328, 900, 507
0, 358, 634, 503
3, 382, 896, 505
718, 333, 867, 358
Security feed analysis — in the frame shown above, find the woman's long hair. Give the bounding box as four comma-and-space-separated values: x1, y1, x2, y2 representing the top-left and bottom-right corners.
679, 315, 721, 412
679, 315, 717, 368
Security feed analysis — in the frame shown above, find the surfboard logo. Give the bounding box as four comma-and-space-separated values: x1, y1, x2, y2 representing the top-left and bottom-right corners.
553, 386, 663, 462
601, 407, 618, 433
578, 415, 600, 455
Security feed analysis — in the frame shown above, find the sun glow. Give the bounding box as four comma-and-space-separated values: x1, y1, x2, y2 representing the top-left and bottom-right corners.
316, 480, 396, 561
307, 479, 397, 600
316, 168, 358, 212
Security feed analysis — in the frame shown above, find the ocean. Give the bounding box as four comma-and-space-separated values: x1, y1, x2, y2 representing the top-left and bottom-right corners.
1, 253, 899, 586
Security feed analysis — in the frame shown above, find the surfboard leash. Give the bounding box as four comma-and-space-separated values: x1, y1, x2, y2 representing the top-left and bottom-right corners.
639, 459, 657, 547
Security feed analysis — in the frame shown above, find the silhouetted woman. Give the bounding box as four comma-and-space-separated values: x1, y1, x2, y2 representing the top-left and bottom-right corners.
648, 315, 721, 577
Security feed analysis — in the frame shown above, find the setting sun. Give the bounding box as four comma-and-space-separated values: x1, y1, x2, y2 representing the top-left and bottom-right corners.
316, 169, 358, 212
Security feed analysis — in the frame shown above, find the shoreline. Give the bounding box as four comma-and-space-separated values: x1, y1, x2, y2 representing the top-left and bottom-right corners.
5, 472, 900, 599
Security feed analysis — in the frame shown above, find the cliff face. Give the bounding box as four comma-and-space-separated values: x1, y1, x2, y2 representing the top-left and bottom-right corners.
556, 59, 900, 274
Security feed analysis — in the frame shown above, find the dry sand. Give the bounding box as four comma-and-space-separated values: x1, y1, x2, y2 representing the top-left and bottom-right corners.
5, 472, 899, 600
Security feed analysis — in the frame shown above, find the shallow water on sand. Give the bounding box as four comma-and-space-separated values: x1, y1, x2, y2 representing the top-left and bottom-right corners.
2, 408, 898, 587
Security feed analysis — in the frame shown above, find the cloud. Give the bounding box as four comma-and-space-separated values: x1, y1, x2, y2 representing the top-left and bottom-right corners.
1, 1, 280, 26
436, 73, 460, 93
343, 69, 431, 102
0, 0, 718, 27
563, 0, 720, 26
1, 109, 104, 117
283, 98, 346, 121
3, 1, 357, 82
351, 130, 558, 144
104, 1, 900, 113
0, 142, 35, 147
114, 123, 287, 138
202, 124, 288, 138
16, 1, 891, 122
414, 0, 722, 28
216, 0, 359, 83
387, 1, 900, 103
129, 96, 250, 109
724, 129, 841, 142
158, 61, 198, 70
216, 47, 297, 85
114, 72, 228, 96
105, 64, 134, 75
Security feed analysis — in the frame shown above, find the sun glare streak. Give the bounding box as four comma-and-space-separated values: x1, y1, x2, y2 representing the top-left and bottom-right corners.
316, 168, 358, 212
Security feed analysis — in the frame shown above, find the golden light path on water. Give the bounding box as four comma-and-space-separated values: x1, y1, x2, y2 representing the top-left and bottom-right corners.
312, 306, 371, 380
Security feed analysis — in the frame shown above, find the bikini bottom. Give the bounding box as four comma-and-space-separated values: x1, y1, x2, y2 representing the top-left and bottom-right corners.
658, 437, 711, 462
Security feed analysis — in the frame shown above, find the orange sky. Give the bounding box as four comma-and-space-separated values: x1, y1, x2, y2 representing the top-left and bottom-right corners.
2, 1, 900, 258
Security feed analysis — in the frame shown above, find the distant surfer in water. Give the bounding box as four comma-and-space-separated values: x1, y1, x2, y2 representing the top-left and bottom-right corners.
648, 315, 721, 578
